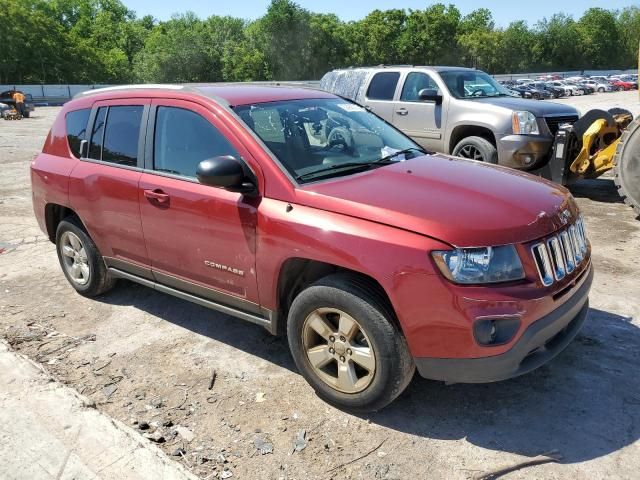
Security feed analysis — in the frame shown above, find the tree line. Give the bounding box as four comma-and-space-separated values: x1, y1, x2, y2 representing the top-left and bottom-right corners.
1, 0, 639, 84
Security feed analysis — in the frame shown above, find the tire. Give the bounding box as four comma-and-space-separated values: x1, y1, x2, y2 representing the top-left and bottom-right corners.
452, 136, 498, 164
613, 117, 640, 217
287, 273, 415, 412
55, 217, 116, 297
598, 87, 605, 93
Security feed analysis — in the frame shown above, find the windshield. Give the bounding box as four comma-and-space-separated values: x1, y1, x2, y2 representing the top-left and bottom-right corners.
439, 70, 511, 99
234, 98, 421, 183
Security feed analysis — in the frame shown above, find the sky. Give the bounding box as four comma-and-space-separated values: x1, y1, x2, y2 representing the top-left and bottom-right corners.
123, 0, 637, 27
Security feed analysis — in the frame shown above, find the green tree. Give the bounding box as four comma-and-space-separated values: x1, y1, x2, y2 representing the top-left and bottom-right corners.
398, 4, 461, 65
617, 7, 640, 69
535, 14, 584, 71
577, 8, 622, 69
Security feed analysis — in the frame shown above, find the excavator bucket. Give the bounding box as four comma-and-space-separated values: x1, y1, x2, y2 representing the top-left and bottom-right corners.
614, 117, 640, 216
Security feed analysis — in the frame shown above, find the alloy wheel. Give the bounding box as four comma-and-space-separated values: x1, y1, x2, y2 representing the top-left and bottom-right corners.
458, 144, 485, 161
302, 308, 376, 393
60, 231, 90, 285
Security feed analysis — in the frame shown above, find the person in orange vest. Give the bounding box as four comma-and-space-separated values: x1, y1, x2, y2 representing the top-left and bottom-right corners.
12, 91, 25, 117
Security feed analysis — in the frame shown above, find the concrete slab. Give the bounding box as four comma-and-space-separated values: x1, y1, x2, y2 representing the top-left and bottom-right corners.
0, 341, 197, 480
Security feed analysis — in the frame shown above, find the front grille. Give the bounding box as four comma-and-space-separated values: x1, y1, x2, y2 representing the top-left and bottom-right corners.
545, 115, 579, 136
531, 217, 588, 286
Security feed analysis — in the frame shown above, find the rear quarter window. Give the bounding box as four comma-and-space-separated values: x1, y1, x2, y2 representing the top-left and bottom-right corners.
366, 72, 400, 101
66, 108, 91, 158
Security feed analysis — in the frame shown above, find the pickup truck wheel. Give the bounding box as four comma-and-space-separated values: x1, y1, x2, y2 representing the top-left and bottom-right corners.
55, 217, 116, 297
287, 274, 415, 412
452, 136, 498, 164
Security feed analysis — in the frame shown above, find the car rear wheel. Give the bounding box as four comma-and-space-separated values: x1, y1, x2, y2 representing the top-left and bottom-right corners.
56, 217, 116, 297
453, 136, 498, 164
287, 273, 415, 412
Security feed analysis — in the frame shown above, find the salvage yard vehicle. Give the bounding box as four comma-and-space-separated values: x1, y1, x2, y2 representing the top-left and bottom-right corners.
31, 84, 593, 411
581, 80, 612, 93
0, 90, 35, 118
321, 66, 580, 168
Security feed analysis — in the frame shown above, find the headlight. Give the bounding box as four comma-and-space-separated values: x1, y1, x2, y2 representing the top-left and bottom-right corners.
432, 245, 525, 284
512, 111, 539, 135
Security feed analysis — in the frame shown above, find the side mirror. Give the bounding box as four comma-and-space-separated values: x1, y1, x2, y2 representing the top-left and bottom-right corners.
418, 89, 443, 105
196, 156, 256, 195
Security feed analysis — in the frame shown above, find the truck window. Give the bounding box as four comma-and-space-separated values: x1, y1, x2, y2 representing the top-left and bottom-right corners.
153, 106, 239, 178
66, 108, 91, 158
367, 72, 400, 101
400, 73, 438, 101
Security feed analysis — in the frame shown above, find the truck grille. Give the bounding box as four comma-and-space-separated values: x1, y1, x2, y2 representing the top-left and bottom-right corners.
531, 217, 588, 286
545, 115, 579, 136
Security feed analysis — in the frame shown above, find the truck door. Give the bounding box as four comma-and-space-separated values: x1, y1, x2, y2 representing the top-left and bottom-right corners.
392, 71, 445, 152
362, 71, 400, 122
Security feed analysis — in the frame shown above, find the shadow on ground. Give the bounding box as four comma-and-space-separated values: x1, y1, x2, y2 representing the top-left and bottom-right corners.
569, 178, 624, 204
370, 307, 640, 464
99, 283, 639, 464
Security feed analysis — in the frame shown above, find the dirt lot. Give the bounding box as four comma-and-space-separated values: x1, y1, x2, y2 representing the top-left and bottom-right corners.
1, 92, 639, 479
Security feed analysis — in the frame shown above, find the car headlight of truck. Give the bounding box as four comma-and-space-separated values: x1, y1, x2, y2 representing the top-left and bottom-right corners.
512, 111, 539, 135
432, 245, 525, 284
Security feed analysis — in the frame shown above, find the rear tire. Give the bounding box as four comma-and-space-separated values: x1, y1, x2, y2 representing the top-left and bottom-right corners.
452, 136, 498, 164
287, 273, 415, 412
55, 217, 116, 297
598, 87, 605, 93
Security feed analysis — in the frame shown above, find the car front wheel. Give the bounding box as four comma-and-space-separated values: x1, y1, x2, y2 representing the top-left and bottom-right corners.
452, 136, 498, 164
56, 217, 116, 297
287, 274, 415, 412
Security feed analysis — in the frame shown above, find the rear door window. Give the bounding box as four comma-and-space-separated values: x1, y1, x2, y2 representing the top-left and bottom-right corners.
88, 106, 143, 166
66, 108, 91, 158
153, 106, 239, 178
102, 106, 143, 166
88, 107, 107, 160
366, 72, 400, 101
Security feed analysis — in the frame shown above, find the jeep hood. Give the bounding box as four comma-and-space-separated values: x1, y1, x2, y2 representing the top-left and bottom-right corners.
295, 154, 578, 247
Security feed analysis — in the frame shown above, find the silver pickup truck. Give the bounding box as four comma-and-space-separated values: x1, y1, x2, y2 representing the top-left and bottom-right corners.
320, 66, 580, 171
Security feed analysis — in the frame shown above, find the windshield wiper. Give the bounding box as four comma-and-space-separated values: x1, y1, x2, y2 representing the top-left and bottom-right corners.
296, 160, 396, 181
296, 147, 427, 182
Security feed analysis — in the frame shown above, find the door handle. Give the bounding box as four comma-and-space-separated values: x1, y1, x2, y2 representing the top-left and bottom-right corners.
144, 189, 170, 204
396, 108, 408, 116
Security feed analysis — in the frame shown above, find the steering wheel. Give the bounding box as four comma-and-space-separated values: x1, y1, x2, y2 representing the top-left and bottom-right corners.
470, 89, 485, 97
325, 127, 353, 153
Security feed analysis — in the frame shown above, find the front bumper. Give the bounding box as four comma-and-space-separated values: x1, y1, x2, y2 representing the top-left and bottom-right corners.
496, 133, 553, 169
414, 264, 593, 383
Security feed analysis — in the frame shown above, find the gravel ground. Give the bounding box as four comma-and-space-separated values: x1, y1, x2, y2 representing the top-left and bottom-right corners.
1, 92, 639, 479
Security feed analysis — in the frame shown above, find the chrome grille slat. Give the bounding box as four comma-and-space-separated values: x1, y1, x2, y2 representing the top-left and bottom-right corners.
531, 216, 588, 286
547, 237, 566, 280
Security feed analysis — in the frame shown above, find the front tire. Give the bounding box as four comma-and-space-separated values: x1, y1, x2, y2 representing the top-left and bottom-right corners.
452, 136, 498, 164
287, 274, 415, 412
56, 217, 116, 297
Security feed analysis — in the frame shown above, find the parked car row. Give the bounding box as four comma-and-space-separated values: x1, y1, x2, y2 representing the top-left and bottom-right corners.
500, 74, 638, 100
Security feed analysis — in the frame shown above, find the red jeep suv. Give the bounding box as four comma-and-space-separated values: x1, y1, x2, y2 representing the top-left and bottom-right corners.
31, 85, 593, 411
